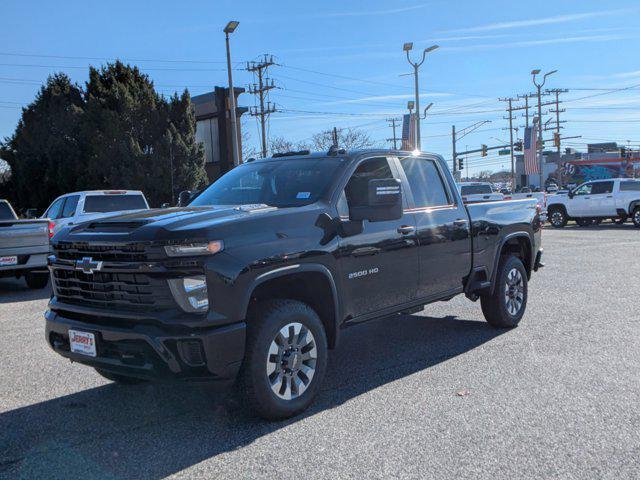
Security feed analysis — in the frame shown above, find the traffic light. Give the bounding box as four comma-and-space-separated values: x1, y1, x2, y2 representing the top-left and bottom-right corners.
553, 132, 560, 148
514, 141, 523, 152
481, 144, 487, 157
458, 157, 464, 170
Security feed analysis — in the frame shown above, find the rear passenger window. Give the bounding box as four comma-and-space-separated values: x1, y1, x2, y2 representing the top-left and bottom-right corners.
400, 157, 450, 207
620, 181, 640, 192
591, 182, 614, 195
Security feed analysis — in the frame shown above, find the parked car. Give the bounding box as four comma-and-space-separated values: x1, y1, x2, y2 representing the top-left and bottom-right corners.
545, 184, 559, 193
504, 191, 547, 221
45, 149, 543, 420
0, 199, 50, 288
43, 190, 150, 237
546, 178, 640, 227
457, 182, 504, 203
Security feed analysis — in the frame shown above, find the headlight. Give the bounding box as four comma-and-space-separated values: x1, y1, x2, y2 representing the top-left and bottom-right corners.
165, 240, 223, 257
168, 276, 209, 313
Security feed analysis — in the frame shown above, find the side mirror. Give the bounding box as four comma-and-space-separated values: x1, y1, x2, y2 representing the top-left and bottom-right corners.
349, 178, 403, 223
25, 208, 38, 219
177, 190, 191, 207
568, 191, 574, 199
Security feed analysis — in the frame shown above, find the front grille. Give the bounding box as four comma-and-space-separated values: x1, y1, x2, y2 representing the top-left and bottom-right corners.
52, 268, 175, 311
54, 241, 164, 262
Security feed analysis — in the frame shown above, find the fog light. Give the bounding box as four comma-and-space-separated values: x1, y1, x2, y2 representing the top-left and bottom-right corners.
168, 276, 209, 313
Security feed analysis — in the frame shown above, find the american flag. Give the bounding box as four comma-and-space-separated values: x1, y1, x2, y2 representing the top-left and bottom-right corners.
524, 118, 539, 175
401, 113, 416, 150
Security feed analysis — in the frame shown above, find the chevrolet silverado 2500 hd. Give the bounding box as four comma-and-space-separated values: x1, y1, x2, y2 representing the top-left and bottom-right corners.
45, 149, 543, 419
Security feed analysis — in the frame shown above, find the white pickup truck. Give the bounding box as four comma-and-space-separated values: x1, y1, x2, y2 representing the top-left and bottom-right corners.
42, 190, 150, 237
0, 199, 50, 288
546, 178, 640, 228
457, 182, 504, 203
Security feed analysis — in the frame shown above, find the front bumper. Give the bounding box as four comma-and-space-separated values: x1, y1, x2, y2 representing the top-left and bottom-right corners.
45, 309, 246, 382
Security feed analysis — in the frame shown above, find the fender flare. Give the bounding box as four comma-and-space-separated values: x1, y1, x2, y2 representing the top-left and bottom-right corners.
628, 199, 640, 215
490, 232, 533, 294
240, 263, 342, 346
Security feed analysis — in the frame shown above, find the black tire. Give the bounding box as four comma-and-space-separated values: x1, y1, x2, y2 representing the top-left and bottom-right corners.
25, 271, 49, 289
480, 256, 528, 328
548, 207, 567, 228
238, 299, 328, 420
94, 368, 146, 385
633, 207, 640, 228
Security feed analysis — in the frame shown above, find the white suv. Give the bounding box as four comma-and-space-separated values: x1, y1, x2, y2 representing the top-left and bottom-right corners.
546, 178, 640, 228
457, 182, 504, 203
42, 190, 149, 237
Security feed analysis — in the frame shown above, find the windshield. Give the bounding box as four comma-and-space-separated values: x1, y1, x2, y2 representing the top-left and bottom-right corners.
0, 201, 16, 220
82, 195, 148, 213
460, 184, 492, 195
191, 158, 344, 208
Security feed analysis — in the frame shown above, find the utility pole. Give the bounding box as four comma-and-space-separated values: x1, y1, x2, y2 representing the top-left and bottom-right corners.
387, 117, 400, 149
532, 69, 557, 187
403, 42, 438, 150
500, 97, 518, 190
224, 21, 241, 166
247, 55, 277, 158
518, 93, 531, 128
332, 127, 339, 148
451, 125, 458, 178
546, 88, 568, 186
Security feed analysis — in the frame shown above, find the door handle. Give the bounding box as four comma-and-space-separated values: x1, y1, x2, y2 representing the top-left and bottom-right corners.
606, 195, 613, 198
453, 218, 468, 226
397, 225, 415, 235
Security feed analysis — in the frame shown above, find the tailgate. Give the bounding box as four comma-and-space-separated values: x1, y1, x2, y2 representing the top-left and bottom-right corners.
0, 220, 49, 249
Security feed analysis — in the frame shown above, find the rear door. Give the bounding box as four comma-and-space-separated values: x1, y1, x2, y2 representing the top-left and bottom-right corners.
336, 156, 419, 318
398, 155, 472, 297
589, 181, 615, 216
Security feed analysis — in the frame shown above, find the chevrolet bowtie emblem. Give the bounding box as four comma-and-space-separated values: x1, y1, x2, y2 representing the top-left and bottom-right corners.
75, 256, 103, 274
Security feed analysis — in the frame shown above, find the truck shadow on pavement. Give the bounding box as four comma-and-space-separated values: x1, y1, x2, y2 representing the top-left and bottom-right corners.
0, 278, 51, 304
0, 314, 505, 479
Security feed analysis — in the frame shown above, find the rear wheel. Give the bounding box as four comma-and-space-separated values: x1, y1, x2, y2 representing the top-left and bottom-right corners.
480, 256, 528, 328
25, 271, 49, 289
548, 208, 567, 228
633, 207, 640, 228
94, 368, 146, 385
238, 299, 328, 420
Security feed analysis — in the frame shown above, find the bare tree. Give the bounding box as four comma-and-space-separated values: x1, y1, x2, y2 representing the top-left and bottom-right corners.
311, 127, 374, 151
477, 170, 492, 180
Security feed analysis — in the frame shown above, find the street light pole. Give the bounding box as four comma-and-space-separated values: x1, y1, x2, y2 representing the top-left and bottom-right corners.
404, 43, 438, 151
224, 21, 240, 167
532, 69, 556, 188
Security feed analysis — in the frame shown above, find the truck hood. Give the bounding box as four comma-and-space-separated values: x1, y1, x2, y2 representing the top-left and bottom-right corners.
63, 204, 282, 241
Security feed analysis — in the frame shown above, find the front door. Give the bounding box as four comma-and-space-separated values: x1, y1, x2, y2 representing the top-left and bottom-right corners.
567, 182, 593, 216
398, 155, 472, 297
337, 156, 419, 318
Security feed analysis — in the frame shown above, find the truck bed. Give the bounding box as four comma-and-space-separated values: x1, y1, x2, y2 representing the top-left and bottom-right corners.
0, 219, 50, 273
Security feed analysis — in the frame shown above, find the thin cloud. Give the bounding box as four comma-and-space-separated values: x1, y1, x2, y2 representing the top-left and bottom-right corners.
443, 34, 637, 52
315, 3, 429, 18
444, 9, 633, 33
326, 92, 453, 105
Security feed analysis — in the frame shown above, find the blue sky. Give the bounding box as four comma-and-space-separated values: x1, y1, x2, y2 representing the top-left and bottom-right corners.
1, 0, 640, 175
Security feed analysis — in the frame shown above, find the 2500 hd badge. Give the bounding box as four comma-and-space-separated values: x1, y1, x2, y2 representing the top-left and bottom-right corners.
45, 148, 543, 420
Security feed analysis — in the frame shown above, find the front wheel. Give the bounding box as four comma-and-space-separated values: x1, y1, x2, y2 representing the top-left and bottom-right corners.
25, 271, 49, 289
633, 207, 640, 228
238, 299, 328, 420
480, 256, 528, 328
548, 208, 567, 228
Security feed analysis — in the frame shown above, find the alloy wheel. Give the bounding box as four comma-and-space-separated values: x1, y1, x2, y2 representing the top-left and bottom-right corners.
266, 322, 317, 401
504, 268, 524, 316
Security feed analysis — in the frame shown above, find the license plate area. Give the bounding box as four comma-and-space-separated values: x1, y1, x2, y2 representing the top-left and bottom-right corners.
69, 329, 97, 357
0, 256, 17, 266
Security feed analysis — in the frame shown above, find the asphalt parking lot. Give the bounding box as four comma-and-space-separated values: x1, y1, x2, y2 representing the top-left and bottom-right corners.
1, 225, 639, 480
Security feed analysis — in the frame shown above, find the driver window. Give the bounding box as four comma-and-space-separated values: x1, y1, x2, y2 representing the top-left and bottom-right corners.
574, 183, 592, 196
343, 157, 393, 209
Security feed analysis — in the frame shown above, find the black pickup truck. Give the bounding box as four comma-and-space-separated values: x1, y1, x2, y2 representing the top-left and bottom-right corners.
45, 149, 543, 419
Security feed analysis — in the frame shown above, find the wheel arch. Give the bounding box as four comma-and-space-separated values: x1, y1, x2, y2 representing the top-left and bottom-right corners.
241, 264, 342, 349
628, 199, 640, 215
490, 232, 533, 294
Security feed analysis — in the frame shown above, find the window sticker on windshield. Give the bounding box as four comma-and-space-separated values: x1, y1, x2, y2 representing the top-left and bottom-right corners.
296, 192, 311, 199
